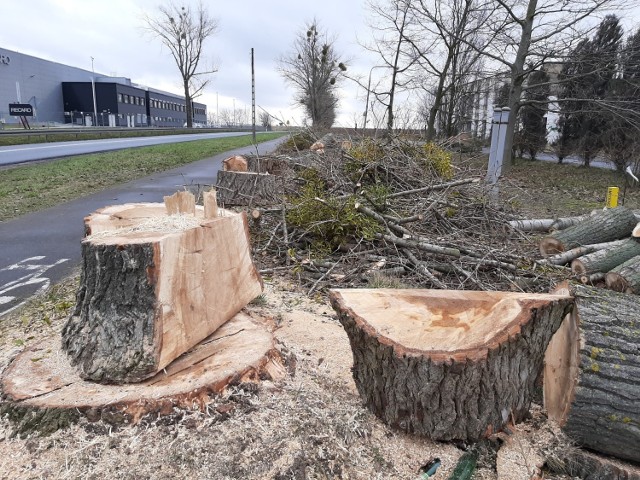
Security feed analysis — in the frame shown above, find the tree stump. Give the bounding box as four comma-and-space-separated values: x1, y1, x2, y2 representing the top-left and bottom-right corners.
2, 312, 285, 422
61, 199, 263, 384
216, 170, 281, 206
329, 288, 572, 441
540, 207, 637, 256
222, 155, 248, 172
544, 283, 640, 464
245, 155, 290, 175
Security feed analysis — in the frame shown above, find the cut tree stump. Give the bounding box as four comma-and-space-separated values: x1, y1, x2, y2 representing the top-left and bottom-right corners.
222, 155, 248, 172
540, 207, 637, 256
2, 312, 285, 422
216, 170, 280, 206
544, 283, 640, 464
245, 155, 290, 175
571, 238, 640, 277
61, 200, 263, 384
605, 255, 640, 293
329, 288, 572, 441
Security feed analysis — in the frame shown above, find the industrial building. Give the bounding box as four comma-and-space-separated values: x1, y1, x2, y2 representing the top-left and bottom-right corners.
0, 47, 206, 128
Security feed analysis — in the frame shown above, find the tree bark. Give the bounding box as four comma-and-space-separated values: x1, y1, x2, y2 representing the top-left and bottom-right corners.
539, 207, 637, 256
571, 238, 640, 276
329, 288, 572, 441
61, 201, 263, 384
605, 255, 640, 293
544, 283, 640, 464
216, 171, 281, 206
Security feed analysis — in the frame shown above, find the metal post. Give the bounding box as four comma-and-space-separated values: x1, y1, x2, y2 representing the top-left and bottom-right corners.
486, 107, 502, 186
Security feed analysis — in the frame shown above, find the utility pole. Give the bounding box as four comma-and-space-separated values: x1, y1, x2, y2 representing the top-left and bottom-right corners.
251, 48, 256, 143
91, 56, 98, 127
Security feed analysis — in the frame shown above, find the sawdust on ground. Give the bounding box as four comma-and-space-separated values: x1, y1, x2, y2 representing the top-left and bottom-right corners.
0, 276, 574, 480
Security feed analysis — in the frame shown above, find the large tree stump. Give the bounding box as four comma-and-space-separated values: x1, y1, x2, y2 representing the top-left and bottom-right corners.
329, 288, 572, 441
61, 200, 263, 384
544, 283, 640, 464
3, 312, 285, 422
571, 238, 640, 277
245, 155, 290, 175
216, 170, 281, 206
540, 207, 637, 256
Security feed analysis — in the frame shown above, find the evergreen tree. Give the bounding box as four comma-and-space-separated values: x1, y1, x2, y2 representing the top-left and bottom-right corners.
519, 68, 550, 160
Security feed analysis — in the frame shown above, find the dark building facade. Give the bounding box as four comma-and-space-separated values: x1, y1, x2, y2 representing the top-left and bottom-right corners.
1, 46, 207, 127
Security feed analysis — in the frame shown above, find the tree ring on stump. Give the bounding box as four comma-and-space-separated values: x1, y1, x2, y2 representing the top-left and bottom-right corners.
2, 313, 284, 423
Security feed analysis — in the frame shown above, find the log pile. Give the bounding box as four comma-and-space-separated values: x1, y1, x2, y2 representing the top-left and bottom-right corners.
511, 206, 640, 292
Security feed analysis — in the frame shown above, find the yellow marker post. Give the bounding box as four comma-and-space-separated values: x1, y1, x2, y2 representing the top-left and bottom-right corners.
606, 187, 619, 208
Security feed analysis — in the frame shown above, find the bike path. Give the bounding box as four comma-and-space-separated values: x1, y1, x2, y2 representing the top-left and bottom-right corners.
0, 137, 285, 317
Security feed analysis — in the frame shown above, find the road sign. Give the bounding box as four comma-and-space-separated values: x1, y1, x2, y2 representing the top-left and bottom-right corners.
9, 103, 34, 116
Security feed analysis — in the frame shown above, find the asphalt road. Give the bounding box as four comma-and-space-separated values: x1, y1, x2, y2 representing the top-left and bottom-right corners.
0, 136, 286, 318
0, 131, 256, 166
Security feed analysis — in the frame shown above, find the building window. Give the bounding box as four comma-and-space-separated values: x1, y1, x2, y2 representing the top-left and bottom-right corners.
141, 98, 145, 106
124, 95, 129, 104
117, 93, 123, 103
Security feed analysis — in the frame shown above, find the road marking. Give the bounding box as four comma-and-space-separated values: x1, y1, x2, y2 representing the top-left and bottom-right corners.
0, 256, 69, 317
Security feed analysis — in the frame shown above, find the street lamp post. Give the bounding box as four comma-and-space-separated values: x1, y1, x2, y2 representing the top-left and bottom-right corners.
90, 57, 98, 126
363, 65, 385, 130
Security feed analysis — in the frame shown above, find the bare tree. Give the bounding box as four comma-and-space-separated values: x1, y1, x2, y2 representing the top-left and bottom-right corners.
407, 0, 487, 140
363, 0, 419, 133
279, 20, 347, 128
259, 111, 272, 129
144, 2, 218, 128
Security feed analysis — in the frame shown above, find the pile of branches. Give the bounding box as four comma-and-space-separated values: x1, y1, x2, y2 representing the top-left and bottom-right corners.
247, 134, 567, 294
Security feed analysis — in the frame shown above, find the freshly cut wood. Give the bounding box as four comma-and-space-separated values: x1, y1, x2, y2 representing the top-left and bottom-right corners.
544, 283, 640, 464
203, 189, 218, 219
216, 170, 280, 206
605, 255, 640, 293
571, 238, 640, 276
539, 207, 637, 256
62, 201, 263, 384
3, 312, 285, 420
329, 288, 572, 441
633, 222, 640, 237
163, 190, 196, 215
245, 155, 290, 175
222, 155, 248, 172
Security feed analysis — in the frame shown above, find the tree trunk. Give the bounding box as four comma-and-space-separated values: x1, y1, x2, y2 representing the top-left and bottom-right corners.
329, 288, 572, 441
216, 171, 281, 206
544, 283, 640, 464
539, 207, 637, 256
184, 79, 192, 128
571, 238, 640, 276
605, 255, 640, 293
61, 199, 263, 384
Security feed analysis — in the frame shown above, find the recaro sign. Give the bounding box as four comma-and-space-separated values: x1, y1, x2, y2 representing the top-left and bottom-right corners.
9, 104, 34, 116
0, 54, 10, 65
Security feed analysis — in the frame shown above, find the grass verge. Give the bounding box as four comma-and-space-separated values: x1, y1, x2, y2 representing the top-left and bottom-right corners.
0, 133, 285, 221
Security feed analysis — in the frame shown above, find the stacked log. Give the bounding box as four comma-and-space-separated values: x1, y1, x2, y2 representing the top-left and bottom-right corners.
330, 288, 572, 441
606, 256, 640, 293
544, 283, 640, 464
216, 170, 280, 206
571, 238, 640, 279
539, 207, 637, 256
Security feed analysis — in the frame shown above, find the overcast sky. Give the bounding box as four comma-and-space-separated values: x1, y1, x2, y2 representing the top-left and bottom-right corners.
2, 1, 639, 128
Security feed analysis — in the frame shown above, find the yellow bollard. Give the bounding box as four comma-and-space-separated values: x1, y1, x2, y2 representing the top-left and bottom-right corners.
606, 187, 619, 208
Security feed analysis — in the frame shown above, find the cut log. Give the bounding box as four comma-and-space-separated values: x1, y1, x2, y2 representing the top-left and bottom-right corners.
222, 155, 248, 172
547, 447, 640, 480
3, 312, 285, 422
605, 255, 640, 293
542, 239, 627, 266
216, 170, 281, 206
539, 207, 637, 257
571, 238, 640, 276
329, 288, 572, 441
62, 201, 263, 384
544, 283, 640, 464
